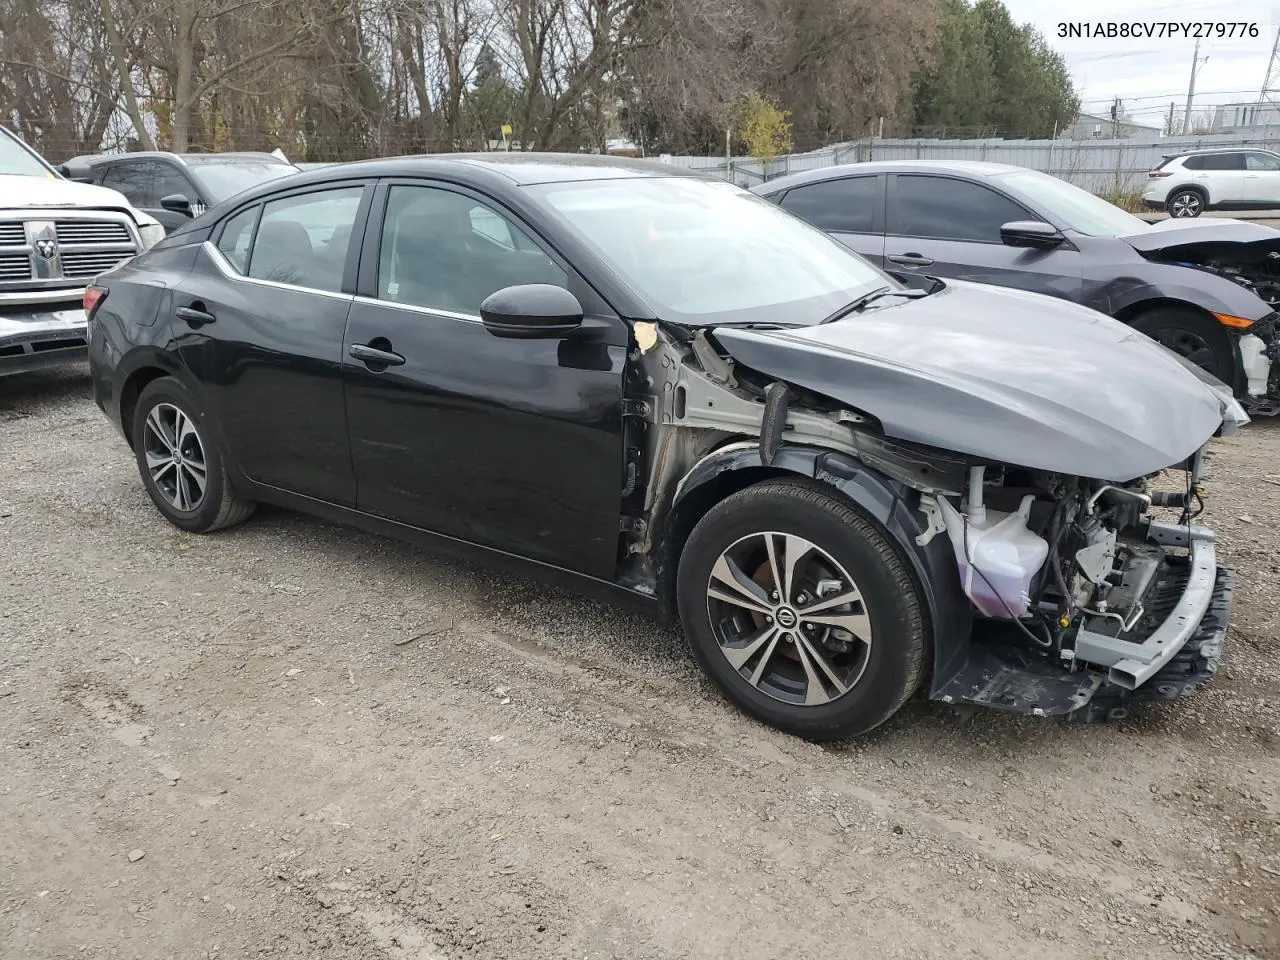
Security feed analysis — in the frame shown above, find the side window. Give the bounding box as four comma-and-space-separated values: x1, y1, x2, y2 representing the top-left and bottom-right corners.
377, 184, 568, 315
894, 175, 1030, 243
247, 187, 363, 293
101, 161, 156, 206
154, 162, 194, 201
780, 177, 879, 233
1246, 153, 1280, 171
1182, 155, 1205, 170
1202, 153, 1244, 171
216, 206, 260, 273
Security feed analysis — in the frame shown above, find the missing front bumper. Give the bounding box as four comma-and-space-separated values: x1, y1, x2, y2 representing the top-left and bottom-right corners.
928, 523, 1232, 720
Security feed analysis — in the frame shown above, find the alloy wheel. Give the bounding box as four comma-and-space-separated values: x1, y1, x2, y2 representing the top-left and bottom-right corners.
1170, 193, 1201, 217
705, 532, 873, 706
141, 402, 208, 512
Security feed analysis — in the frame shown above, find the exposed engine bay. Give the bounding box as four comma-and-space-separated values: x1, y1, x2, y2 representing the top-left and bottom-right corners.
1181, 248, 1280, 309
915, 454, 1224, 713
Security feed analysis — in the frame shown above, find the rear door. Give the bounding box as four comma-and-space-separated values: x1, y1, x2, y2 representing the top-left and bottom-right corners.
341, 179, 628, 578
885, 173, 1083, 299
1242, 151, 1280, 205
775, 174, 886, 265
173, 182, 372, 504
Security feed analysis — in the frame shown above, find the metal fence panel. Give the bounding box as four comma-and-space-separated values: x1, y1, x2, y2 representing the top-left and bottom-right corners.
659, 131, 1280, 193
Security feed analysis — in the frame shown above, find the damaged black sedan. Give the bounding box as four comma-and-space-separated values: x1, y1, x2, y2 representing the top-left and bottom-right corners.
86, 155, 1246, 739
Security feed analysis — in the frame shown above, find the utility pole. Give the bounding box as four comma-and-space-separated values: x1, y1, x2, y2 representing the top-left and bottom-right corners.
1167, 101, 1176, 136
1110, 97, 1121, 138
1182, 40, 1208, 134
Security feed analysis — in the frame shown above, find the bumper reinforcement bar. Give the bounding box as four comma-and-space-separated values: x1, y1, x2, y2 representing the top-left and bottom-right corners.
1073, 521, 1216, 690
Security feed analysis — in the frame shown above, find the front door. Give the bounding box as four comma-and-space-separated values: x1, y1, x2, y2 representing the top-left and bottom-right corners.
173, 183, 370, 504
341, 181, 628, 579
1242, 151, 1280, 205
776, 174, 886, 266
885, 173, 1084, 300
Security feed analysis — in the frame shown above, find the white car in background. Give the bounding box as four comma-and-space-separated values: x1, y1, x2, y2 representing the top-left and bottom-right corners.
0, 126, 163, 376
1144, 147, 1280, 218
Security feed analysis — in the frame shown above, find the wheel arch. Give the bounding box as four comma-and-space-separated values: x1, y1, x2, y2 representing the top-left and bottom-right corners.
118, 365, 172, 449
1168, 182, 1210, 205
656, 441, 973, 693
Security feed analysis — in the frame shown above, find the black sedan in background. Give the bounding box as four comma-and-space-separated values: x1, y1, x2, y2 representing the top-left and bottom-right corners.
753, 161, 1280, 416
85, 154, 1241, 739
60, 151, 299, 232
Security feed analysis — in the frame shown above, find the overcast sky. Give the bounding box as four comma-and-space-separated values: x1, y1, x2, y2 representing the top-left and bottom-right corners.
1001, 0, 1279, 125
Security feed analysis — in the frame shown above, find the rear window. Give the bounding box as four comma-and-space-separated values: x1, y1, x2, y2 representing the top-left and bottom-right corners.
1184, 153, 1244, 171
1152, 156, 1176, 171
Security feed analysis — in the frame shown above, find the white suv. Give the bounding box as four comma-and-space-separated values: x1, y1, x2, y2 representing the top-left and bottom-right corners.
1143, 148, 1280, 218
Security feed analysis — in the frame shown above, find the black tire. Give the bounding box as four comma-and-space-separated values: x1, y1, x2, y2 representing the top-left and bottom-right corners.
677, 478, 928, 741
131, 376, 255, 533
1166, 188, 1205, 218
1129, 306, 1234, 383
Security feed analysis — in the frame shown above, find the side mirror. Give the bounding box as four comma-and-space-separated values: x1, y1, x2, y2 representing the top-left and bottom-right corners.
160, 194, 195, 217
481, 284, 584, 339
56, 160, 93, 182
1000, 220, 1065, 249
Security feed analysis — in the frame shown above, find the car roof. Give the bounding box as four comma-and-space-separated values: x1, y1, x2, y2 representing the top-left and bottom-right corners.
263, 152, 712, 186
74, 151, 288, 166
1164, 147, 1277, 158
752, 159, 1027, 194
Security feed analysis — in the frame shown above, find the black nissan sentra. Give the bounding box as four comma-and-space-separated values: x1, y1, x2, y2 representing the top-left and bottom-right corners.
86, 154, 1246, 739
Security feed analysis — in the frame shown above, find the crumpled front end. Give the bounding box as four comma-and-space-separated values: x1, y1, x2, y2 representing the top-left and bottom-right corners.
922, 442, 1234, 721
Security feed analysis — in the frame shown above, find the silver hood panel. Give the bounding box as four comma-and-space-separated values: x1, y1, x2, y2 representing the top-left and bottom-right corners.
712, 281, 1234, 481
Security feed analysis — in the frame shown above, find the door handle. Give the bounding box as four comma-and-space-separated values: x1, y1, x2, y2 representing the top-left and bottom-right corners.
175, 305, 216, 326
887, 253, 934, 267
349, 342, 405, 367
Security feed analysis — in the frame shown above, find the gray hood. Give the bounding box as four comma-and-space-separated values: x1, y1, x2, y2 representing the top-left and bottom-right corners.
712, 280, 1239, 481
1120, 216, 1280, 255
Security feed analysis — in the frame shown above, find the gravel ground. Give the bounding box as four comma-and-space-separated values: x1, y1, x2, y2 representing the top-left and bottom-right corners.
1, 364, 1278, 960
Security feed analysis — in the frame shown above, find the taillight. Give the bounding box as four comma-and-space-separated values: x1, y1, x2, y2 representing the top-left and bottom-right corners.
1147, 171, 1173, 178
83, 285, 107, 320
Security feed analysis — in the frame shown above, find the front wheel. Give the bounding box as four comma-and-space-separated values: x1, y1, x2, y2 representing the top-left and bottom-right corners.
131, 376, 255, 533
1129, 306, 1234, 384
1167, 189, 1204, 218
677, 479, 928, 740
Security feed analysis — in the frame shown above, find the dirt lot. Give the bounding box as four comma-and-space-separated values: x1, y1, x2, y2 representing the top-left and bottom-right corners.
2, 365, 1278, 960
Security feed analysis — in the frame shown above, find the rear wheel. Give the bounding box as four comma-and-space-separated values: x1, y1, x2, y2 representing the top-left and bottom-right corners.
1130, 306, 1234, 383
132, 377, 255, 533
677, 479, 927, 740
1167, 188, 1204, 218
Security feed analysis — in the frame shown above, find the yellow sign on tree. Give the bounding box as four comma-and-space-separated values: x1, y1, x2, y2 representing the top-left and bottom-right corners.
501, 123, 513, 137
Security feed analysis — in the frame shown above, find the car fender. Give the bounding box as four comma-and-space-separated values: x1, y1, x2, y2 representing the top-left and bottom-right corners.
670, 442, 973, 693
1086, 259, 1274, 323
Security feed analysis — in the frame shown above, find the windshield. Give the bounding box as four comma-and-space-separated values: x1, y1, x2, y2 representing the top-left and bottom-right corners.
0, 128, 55, 178
188, 160, 298, 202
993, 169, 1148, 237
527, 177, 894, 326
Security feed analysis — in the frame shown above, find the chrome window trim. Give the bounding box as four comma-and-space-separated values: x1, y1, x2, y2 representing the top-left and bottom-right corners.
351, 294, 482, 325
201, 241, 353, 302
